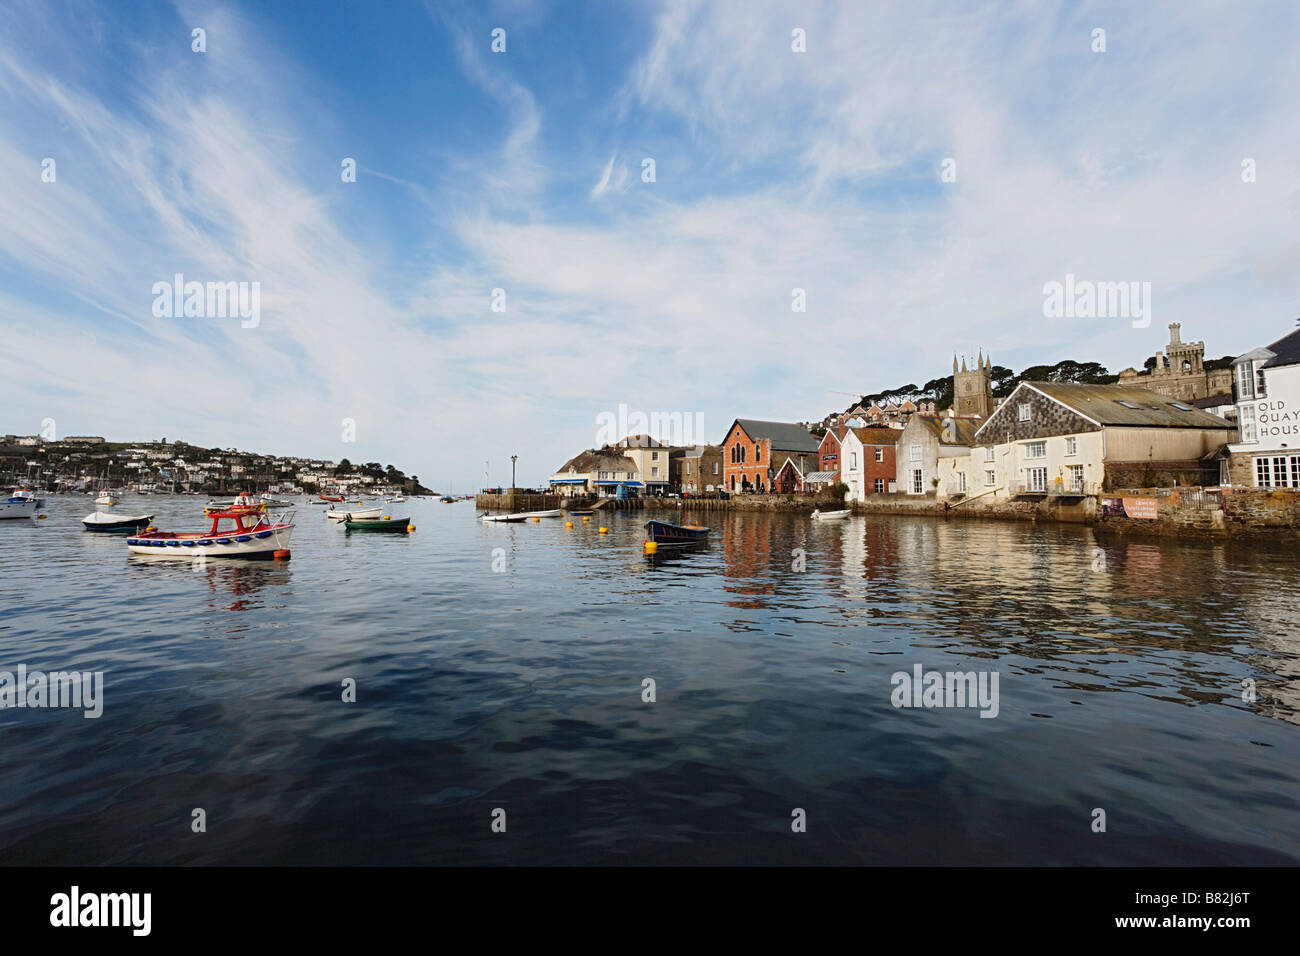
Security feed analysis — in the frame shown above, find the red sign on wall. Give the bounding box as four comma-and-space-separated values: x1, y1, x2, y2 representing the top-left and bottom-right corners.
1122, 497, 1159, 519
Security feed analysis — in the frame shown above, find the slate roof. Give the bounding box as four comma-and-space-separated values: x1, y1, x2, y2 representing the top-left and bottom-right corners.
849, 426, 903, 446
911, 417, 980, 445
1260, 328, 1300, 369
731, 419, 822, 453
1026, 382, 1234, 429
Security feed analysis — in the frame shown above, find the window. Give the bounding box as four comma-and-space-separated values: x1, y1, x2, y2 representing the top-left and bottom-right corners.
912, 469, 924, 494
1236, 361, 1256, 400
1027, 467, 1048, 492
875, 448, 884, 462
1169, 402, 1192, 411
850, 452, 857, 469
910, 443, 921, 461
1067, 464, 1084, 491
985, 469, 996, 486
1258, 365, 1268, 397
651, 466, 659, 477
651, 451, 659, 460
1026, 441, 1046, 459
874, 478, 884, 494
985, 447, 995, 462
957, 472, 967, 493
1066, 436, 1077, 456
1115, 400, 1139, 409
686, 462, 692, 474
754, 443, 761, 461
713, 462, 719, 475
1256, 455, 1300, 488
1018, 403, 1031, 422
1240, 405, 1256, 443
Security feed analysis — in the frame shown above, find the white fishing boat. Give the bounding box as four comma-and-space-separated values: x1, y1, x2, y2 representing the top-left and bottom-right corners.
326, 504, 384, 521
10, 488, 45, 507
95, 490, 118, 507
126, 504, 294, 559
0, 493, 38, 520
811, 509, 851, 520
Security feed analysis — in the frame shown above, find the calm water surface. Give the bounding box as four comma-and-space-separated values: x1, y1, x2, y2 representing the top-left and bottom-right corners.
1, 497, 1297, 864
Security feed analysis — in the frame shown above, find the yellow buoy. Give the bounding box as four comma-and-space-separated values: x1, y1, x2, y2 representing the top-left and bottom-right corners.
565, 521, 573, 528
407, 524, 416, 532
382, 515, 390, 520
582, 516, 590, 523
38, 514, 47, 520
644, 540, 657, 554
533, 516, 540, 522
599, 527, 608, 534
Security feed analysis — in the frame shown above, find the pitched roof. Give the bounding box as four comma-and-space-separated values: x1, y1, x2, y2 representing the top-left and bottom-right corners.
1260, 327, 1300, 369
1025, 382, 1234, 428
552, 448, 639, 475
730, 419, 821, 453
1192, 393, 1234, 409
849, 426, 902, 446
912, 417, 979, 445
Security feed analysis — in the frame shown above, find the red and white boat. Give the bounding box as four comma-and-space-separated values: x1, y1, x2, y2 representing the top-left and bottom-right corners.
126, 504, 294, 560
319, 494, 345, 502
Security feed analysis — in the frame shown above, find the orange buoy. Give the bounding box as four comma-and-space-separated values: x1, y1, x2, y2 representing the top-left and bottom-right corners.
273, 549, 291, 560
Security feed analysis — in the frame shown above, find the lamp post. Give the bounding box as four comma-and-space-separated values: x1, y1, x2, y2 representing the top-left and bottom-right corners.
511, 455, 518, 491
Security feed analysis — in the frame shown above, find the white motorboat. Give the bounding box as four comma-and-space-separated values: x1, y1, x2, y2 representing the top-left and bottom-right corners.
387, 494, 406, 503
95, 491, 118, 507
811, 509, 851, 520
0, 494, 38, 520
127, 504, 294, 559
10, 488, 45, 508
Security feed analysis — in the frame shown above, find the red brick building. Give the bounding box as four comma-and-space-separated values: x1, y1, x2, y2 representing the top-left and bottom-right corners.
721, 419, 822, 493
817, 425, 848, 478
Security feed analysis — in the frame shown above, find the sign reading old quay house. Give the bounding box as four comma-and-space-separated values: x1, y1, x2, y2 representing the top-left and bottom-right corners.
1229, 326, 1300, 488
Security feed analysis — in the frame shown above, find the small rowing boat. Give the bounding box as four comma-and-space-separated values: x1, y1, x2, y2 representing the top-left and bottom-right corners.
319, 494, 345, 502
811, 509, 851, 520
568, 510, 594, 516
481, 513, 527, 523
644, 519, 710, 544
326, 504, 383, 521
83, 511, 154, 533
517, 509, 563, 518
126, 504, 294, 559
344, 516, 412, 533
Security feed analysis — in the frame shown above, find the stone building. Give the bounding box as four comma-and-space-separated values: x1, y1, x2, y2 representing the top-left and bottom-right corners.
952, 352, 995, 419
1117, 323, 1233, 402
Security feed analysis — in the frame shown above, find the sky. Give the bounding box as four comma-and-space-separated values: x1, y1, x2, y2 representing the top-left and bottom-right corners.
1, 0, 1297, 490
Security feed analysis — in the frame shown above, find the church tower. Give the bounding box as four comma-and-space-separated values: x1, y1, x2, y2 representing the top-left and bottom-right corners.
952, 351, 994, 418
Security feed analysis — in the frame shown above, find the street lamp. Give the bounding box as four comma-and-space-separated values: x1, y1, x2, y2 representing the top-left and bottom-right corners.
511, 455, 518, 491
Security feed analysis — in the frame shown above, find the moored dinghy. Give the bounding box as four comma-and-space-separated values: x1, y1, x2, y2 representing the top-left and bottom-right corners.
83, 511, 154, 533
481, 512, 527, 522
811, 509, 851, 520
326, 504, 384, 521
126, 505, 294, 559
516, 509, 563, 518
644, 519, 710, 545
344, 515, 413, 533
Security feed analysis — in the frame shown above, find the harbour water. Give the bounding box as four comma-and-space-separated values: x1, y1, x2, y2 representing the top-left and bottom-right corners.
1, 497, 1297, 864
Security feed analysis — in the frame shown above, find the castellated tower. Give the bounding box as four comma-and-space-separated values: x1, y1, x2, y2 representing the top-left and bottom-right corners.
952, 351, 994, 418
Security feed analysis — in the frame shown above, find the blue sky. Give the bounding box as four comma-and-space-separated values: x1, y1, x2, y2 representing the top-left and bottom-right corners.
1, 0, 1298, 489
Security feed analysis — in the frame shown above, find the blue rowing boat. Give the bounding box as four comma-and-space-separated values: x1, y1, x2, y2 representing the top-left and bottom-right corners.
644, 519, 709, 545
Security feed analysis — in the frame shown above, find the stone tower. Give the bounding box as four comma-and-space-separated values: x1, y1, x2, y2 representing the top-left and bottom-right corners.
952, 351, 994, 418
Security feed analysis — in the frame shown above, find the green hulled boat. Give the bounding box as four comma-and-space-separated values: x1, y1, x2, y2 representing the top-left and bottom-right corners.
344, 516, 413, 533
